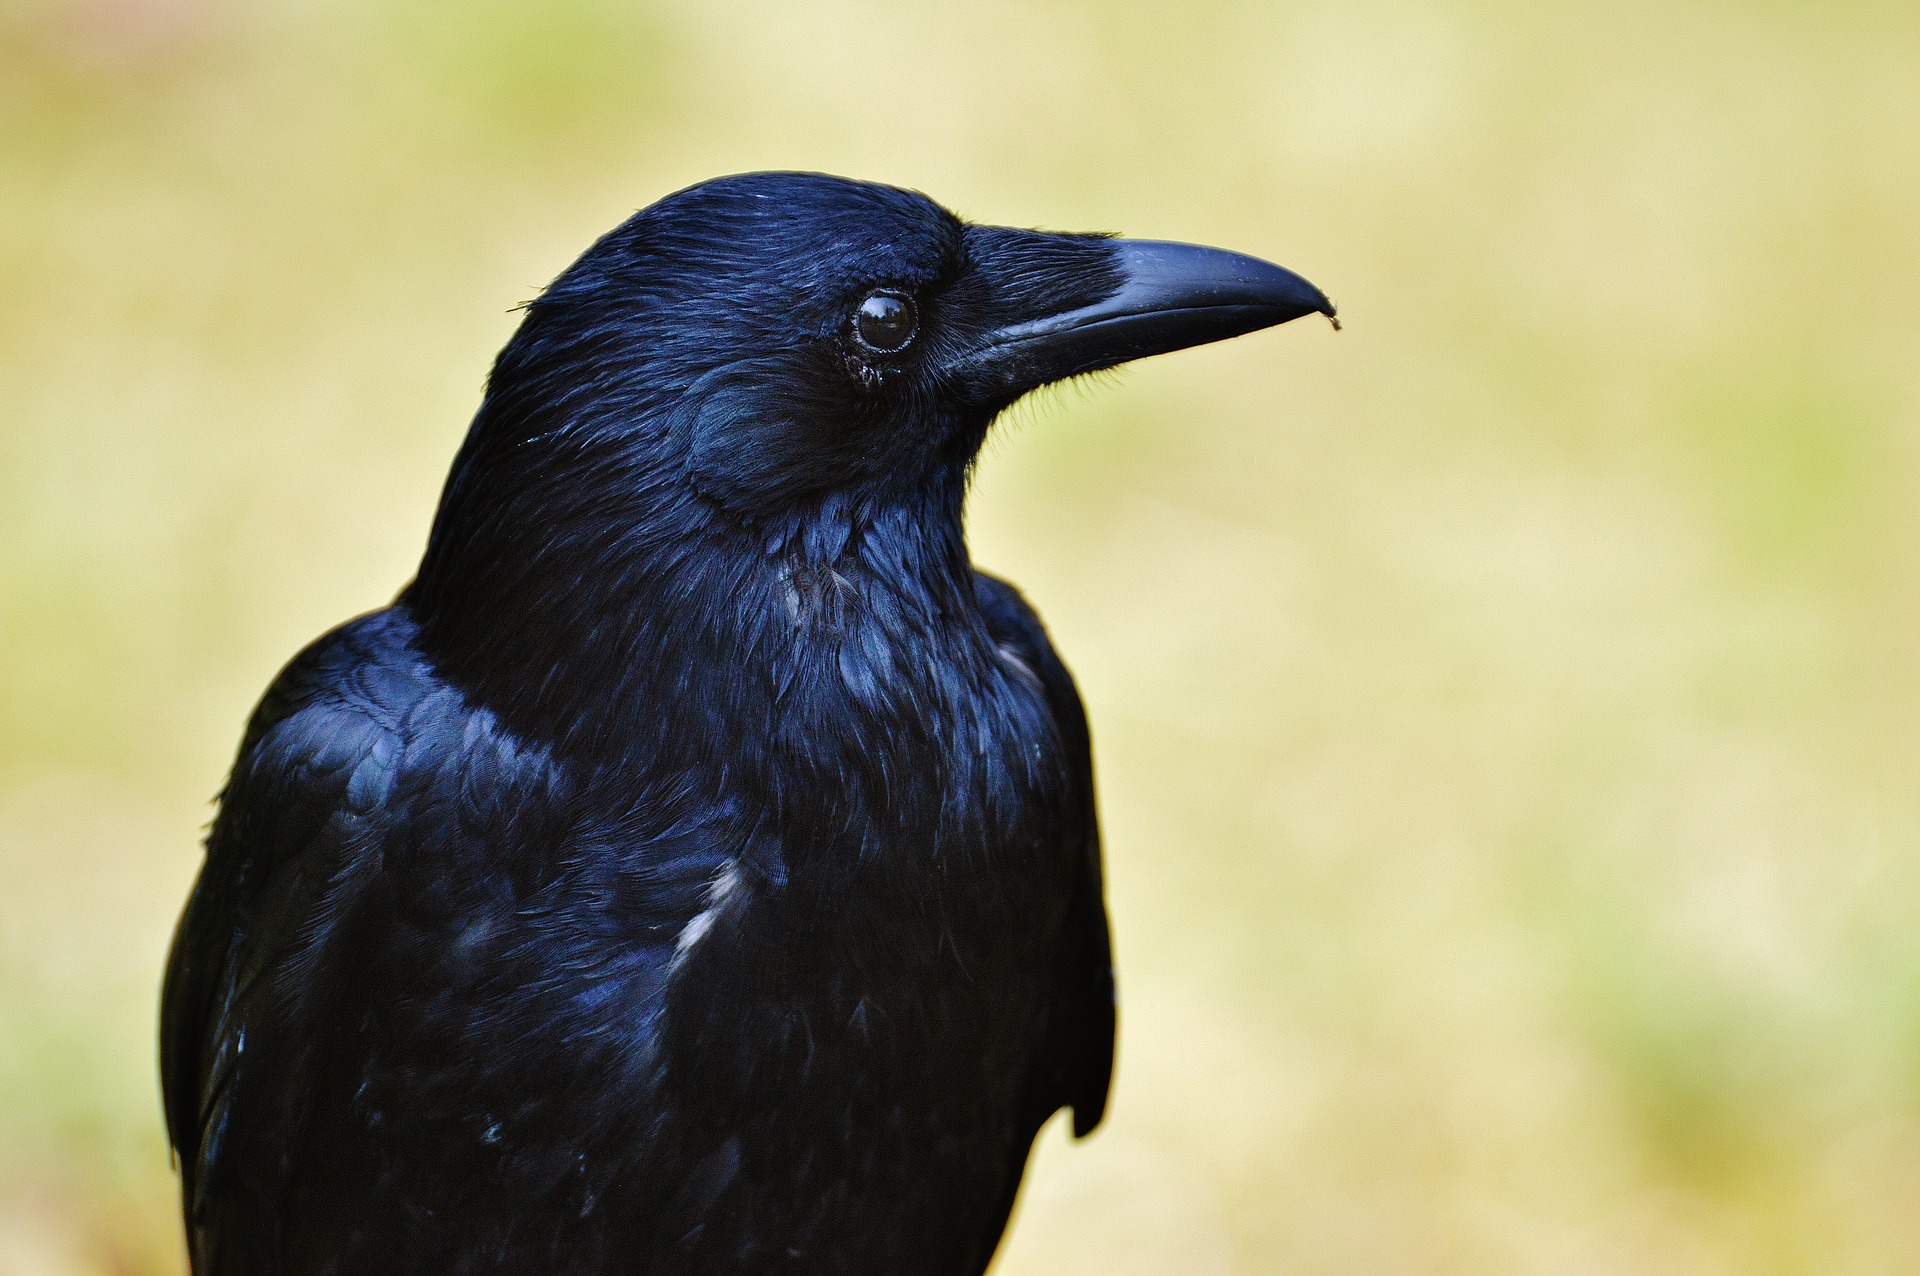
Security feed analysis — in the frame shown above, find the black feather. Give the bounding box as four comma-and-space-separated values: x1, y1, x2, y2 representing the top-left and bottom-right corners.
163, 170, 1325, 1274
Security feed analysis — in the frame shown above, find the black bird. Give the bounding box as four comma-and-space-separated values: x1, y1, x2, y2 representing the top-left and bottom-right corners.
161, 172, 1333, 1275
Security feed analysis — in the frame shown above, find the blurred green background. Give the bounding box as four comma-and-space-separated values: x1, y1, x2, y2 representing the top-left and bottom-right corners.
4, 0, 1919, 1271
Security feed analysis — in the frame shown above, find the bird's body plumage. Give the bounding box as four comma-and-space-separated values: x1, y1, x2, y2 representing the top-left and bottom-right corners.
162, 172, 1329, 1273
164, 567, 1106, 1273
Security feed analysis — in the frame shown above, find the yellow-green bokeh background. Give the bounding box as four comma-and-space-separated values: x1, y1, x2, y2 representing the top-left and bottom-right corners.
5, 0, 1920, 1271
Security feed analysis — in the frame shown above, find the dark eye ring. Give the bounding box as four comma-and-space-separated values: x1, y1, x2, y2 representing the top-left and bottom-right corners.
851, 292, 917, 354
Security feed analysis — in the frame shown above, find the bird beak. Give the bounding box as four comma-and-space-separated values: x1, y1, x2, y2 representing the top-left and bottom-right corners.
946, 235, 1336, 404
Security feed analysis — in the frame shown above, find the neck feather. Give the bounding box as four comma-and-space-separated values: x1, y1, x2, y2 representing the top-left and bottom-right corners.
407, 437, 983, 765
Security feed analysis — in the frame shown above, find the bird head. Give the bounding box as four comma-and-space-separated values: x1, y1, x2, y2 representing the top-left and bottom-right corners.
433, 172, 1333, 531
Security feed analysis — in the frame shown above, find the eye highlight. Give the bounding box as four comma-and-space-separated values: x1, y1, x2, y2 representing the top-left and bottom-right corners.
852, 292, 917, 354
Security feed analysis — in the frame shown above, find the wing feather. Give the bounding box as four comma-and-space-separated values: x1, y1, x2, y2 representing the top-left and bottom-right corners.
973, 571, 1116, 1137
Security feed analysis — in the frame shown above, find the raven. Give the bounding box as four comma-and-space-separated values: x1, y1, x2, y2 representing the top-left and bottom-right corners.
161, 172, 1332, 1275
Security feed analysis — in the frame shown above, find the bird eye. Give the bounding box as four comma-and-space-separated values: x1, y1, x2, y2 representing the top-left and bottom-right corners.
852, 292, 916, 354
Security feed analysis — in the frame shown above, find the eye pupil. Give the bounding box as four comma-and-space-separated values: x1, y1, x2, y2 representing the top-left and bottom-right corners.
854, 293, 916, 353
